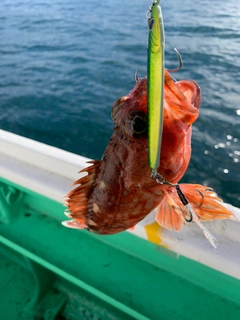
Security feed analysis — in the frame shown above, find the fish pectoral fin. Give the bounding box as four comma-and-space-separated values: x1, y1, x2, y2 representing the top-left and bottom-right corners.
155, 192, 184, 231
155, 183, 235, 232
179, 184, 236, 222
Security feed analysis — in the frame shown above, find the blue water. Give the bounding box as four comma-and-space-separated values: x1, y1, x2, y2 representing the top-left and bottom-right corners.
0, 0, 239, 207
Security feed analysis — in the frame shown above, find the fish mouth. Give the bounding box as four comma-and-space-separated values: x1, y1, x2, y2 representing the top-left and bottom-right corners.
111, 71, 201, 127
177, 79, 201, 110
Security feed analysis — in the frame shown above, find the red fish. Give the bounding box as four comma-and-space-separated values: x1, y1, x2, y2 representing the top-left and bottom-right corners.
63, 70, 235, 234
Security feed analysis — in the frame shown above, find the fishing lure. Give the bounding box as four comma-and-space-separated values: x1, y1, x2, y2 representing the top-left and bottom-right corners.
147, 0, 165, 178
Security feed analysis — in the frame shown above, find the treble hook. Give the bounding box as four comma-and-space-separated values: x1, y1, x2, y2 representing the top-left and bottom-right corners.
135, 70, 139, 82
152, 173, 193, 222
167, 48, 183, 73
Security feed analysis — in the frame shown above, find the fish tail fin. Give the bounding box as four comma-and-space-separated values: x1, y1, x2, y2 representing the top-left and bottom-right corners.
155, 184, 235, 231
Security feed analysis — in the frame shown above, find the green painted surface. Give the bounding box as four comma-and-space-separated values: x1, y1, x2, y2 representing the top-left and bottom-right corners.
0, 177, 240, 320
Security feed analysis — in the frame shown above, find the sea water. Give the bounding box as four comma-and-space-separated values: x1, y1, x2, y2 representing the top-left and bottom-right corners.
0, 0, 239, 207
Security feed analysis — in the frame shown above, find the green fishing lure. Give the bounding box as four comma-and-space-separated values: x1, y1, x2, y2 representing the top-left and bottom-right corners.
147, 0, 165, 177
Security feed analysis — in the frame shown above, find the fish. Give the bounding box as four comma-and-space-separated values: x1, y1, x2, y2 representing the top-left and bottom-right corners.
63, 69, 235, 236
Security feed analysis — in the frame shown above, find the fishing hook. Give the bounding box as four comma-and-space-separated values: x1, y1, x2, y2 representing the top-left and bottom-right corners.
196, 188, 204, 208
135, 70, 139, 83
175, 185, 193, 222
152, 172, 193, 223
167, 48, 183, 73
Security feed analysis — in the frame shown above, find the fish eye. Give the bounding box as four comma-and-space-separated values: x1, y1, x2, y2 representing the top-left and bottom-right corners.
132, 115, 146, 134
125, 111, 147, 138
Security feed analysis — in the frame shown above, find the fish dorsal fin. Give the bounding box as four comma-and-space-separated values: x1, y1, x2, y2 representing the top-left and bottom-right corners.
63, 160, 102, 228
